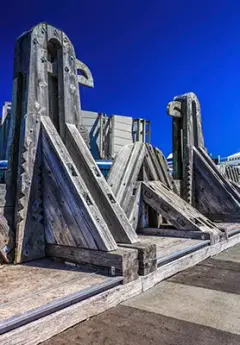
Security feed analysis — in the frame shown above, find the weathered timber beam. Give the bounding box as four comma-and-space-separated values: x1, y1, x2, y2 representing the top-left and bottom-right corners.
46, 244, 139, 284
193, 147, 240, 219
119, 241, 157, 276
107, 142, 146, 213
138, 227, 211, 241
142, 181, 223, 244
41, 116, 117, 251
65, 123, 138, 244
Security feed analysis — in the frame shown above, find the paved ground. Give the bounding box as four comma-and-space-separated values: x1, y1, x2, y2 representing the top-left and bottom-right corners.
41, 243, 240, 345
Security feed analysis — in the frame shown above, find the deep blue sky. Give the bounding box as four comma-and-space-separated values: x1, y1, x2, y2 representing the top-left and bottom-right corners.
0, 0, 239, 157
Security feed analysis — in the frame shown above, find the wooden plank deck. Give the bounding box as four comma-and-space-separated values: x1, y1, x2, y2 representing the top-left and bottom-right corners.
1, 232, 240, 344
138, 235, 209, 264
0, 259, 120, 328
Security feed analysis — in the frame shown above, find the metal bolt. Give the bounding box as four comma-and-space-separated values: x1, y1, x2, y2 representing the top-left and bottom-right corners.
65, 66, 69, 72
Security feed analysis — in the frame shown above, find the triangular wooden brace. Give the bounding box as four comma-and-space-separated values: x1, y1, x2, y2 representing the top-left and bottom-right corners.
193, 147, 240, 221
42, 116, 118, 251
142, 181, 224, 244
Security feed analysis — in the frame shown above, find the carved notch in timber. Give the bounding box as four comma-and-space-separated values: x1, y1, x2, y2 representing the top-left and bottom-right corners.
3, 23, 139, 263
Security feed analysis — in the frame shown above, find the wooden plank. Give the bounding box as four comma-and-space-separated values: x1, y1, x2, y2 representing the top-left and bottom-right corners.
126, 182, 142, 230
1, 278, 142, 345
41, 116, 117, 251
142, 181, 222, 243
193, 147, 240, 218
59, 30, 82, 140
144, 144, 159, 181
112, 143, 146, 206
0, 259, 112, 324
43, 159, 92, 247
2, 233, 240, 345
107, 144, 133, 196
120, 144, 146, 211
14, 112, 44, 263
5, 24, 51, 263
65, 123, 138, 244
198, 147, 240, 202
46, 244, 139, 283
154, 148, 178, 194
142, 232, 240, 292
119, 240, 157, 276
107, 142, 146, 228
138, 227, 211, 241
0, 277, 122, 335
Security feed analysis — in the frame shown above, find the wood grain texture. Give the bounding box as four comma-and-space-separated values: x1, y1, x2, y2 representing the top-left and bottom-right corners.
65, 123, 138, 244
142, 181, 223, 244
107, 142, 146, 229
1, 278, 142, 345
193, 147, 240, 219
2, 233, 240, 345
6, 24, 50, 263
41, 115, 117, 251
0, 259, 109, 324
46, 244, 139, 283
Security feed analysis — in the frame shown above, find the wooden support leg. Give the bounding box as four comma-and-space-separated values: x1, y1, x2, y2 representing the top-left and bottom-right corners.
119, 242, 157, 276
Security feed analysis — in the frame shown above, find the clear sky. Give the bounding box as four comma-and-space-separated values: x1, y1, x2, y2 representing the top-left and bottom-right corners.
0, 0, 239, 157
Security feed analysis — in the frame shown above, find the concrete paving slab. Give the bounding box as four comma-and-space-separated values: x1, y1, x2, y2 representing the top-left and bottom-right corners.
168, 260, 240, 294
40, 305, 240, 345
211, 243, 240, 263
123, 281, 240, 335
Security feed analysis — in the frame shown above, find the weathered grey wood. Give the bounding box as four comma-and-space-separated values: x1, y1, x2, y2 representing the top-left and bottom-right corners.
2, 233, 240, 345
142, 181, 223, 243
46, 244, 139, 283
65, 123, 138, 244
120, 143, 146, 211
167, 93, 205, 204
231, 180, 240, 194
119, 241, 157, 276
0, 277, 123, 335
154, 148, 178, 194
138, 227, 211, 241
3, 24, 57, 263
168, 92, 240, 227
198, 147, 240, 202
42, 115, 117, 251
43, 160, 84, 246
1, 278, 142, 345
108, 143, 146, 223
126, 182, 142, 230
107, 144, 133, 195
144, 144, 159, 181
114, 143, 145, 205
193, 147, 240, 219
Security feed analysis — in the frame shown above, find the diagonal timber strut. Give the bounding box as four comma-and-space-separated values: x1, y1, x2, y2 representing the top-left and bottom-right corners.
41, 116, 118, 251
142, 181, 224, 244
